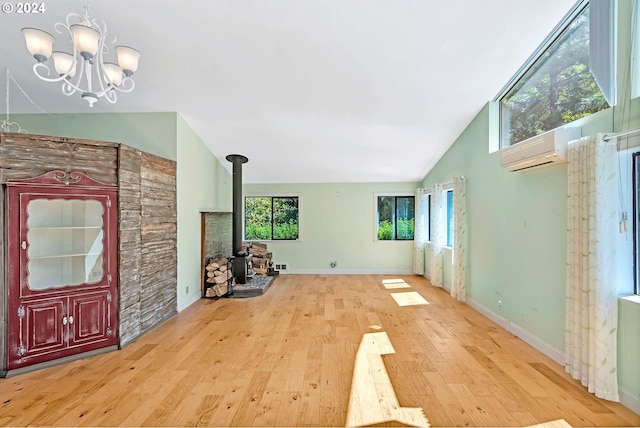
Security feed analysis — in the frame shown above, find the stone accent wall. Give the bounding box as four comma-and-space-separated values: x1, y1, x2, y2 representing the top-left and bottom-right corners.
200, 212, 232, 296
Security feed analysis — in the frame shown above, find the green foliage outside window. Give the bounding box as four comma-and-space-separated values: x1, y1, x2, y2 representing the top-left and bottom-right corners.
501, 6, 609, 147
245, 196, 298, 240
377, 196, 415, 240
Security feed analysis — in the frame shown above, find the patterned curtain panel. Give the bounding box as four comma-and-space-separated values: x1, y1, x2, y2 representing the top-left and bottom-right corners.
450, 176, 466, 301
565, 134, 620, 401
413, 188, 428, 275
430, 183, 443, 287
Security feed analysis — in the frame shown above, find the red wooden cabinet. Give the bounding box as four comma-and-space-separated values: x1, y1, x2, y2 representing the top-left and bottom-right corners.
6, 171, 118, 373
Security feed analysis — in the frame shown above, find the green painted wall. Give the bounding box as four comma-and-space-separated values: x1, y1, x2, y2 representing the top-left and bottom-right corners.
11, 112, 177, 160
244, 182, 417, 273
420, 0, 640, 407
176, 114, 231, 311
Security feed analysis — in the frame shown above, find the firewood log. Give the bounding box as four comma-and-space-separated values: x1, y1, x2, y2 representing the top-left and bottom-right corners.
206, 263, 220, 271
214, 275, 228, 285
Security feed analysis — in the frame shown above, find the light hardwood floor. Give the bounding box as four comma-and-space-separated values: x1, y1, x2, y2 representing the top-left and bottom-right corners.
0, 274, 638, 427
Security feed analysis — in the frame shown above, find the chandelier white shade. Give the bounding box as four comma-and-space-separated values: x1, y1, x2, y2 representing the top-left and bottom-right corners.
21, 3, 140, 107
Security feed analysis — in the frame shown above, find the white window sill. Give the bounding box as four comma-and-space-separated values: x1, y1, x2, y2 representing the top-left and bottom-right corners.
619, 295, 640, 305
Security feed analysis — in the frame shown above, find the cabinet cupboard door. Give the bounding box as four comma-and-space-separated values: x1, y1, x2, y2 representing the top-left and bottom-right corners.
22, 298, 67, 359
69, 291, 113, 347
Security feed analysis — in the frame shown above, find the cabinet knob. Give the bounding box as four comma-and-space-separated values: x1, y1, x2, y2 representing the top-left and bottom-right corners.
62, 316, 68, 326
21, 241, 26, 250
68, 316, 74, 325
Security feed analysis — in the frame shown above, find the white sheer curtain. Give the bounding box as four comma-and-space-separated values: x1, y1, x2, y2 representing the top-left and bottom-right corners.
450, 176, 466, 301
566, 134, 619, 402
413, 188, 428, 275
429, 183, 443, 287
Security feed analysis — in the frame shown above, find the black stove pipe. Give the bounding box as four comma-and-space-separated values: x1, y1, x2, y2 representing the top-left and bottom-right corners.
226, 154, 249, 256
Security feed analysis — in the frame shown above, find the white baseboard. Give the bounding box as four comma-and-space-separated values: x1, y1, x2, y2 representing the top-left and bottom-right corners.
465, 297, 510, 331
281, 268, 415, 275
466, 297, 564, 364
508, 321, 565, 366
465, 296, 640, 415
619, 386, 640, 415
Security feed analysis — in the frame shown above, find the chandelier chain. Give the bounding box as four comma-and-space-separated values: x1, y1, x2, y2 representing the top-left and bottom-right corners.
2, 67, 66, 133
8, 68, 51, 115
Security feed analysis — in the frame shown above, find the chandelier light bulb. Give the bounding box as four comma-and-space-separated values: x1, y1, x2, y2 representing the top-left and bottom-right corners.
103, 63, 123, 86
69, 24, 100, 59
115, 46, 140, 77
21, 28, 54, 62
51, 51, 77, 77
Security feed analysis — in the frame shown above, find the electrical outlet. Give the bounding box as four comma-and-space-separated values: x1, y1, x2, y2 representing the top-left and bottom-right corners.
498, 300, 503, 310
186, 286, 189, 294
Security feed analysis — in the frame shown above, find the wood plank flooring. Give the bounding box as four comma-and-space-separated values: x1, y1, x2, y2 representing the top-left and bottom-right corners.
0, 274, 638, 427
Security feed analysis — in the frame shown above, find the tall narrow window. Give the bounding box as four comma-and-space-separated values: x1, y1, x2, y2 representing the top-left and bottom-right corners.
446, 190, 454, 247
376, 195, 415, 241
427, 193, 432, 242
633, 0, 640, 99
633, 152, 640, 295
245, 196, 299, 240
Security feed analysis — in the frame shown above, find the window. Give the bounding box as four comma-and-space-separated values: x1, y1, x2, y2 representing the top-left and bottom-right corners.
499, 1, 612, 147
446, 190, 454, 247
634, 153, 640, 294
633, 0, 640, 99
244, 196, 299, 240
426, 193, 432, 242
376, 195, 415, 240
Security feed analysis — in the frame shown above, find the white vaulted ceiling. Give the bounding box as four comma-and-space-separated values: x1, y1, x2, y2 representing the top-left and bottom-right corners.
0, 0, 577, 183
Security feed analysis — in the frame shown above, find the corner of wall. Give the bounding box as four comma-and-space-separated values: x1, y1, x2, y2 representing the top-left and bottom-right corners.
487, 101, 500, 154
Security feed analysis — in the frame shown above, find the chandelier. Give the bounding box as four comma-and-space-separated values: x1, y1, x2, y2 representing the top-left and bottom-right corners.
21, 1, 140, 107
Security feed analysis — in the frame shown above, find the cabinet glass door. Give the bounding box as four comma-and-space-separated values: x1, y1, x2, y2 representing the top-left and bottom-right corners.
26, 199, 104, 290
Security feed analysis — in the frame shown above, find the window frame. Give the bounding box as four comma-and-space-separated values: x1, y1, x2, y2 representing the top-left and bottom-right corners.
373, 192, 415, 242
495, 0, 614, 148
426, 193, 432, 242
243, 194, 302, 242
445, 189, 454, 247
633, 152, 640, 295
632, 0, 640, 99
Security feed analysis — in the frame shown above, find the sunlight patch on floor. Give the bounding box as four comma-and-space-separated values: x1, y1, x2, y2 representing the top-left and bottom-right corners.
346, 332, 430, 427
382, 278, 407, 284
526, 419, 572, 428
382, 281, 411, 289
390, 291, 429, 307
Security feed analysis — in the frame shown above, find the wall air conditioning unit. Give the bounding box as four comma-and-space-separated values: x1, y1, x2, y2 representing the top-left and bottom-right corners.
500, 127, 580, 172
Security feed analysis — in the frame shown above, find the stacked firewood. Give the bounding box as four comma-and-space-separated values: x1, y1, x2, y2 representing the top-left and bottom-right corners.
242, 242, 273, 276
204, 257, 233, 297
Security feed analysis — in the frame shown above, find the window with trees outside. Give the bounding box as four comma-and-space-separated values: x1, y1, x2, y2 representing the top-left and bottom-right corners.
244, 196, 299, 240
376, 195, 415, 241
499, 1, 611, 147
